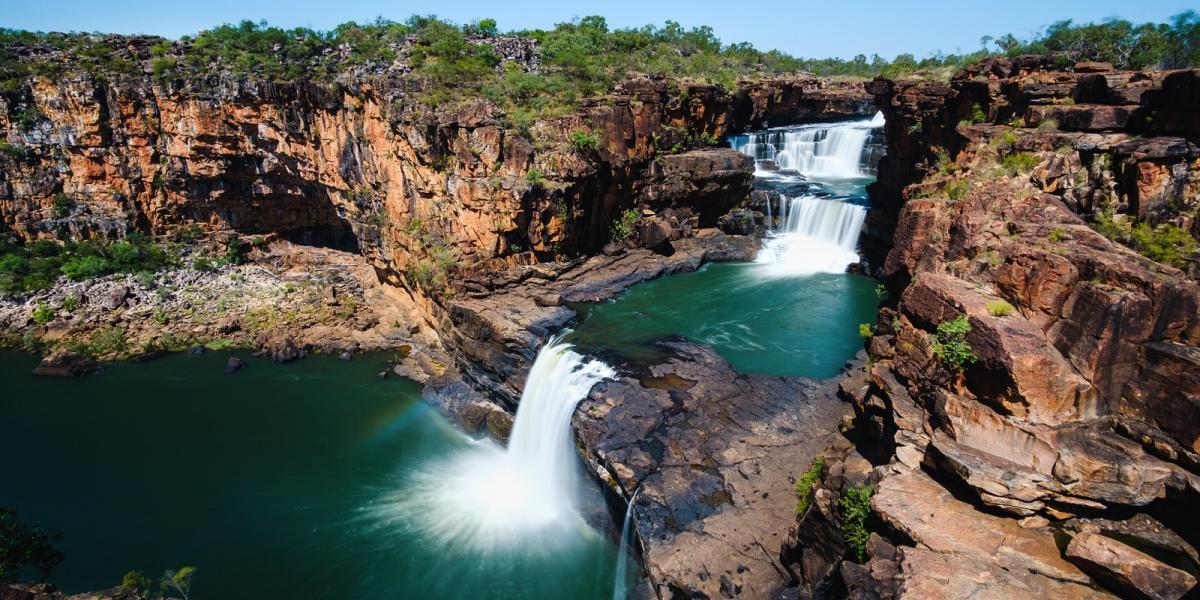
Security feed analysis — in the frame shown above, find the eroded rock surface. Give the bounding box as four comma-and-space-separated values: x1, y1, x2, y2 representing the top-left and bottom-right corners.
574, 342, 851, 598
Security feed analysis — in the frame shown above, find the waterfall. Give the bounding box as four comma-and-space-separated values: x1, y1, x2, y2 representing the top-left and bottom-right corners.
612, 489, 641, 600
754, 195, 867, 277
731, 112, 884, 179
390, 337, 615, 551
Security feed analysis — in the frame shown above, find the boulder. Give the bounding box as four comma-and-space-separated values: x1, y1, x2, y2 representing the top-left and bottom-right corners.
223, 356, 246, 374
32, 349, 98, 378
1065, 532, 1197, 600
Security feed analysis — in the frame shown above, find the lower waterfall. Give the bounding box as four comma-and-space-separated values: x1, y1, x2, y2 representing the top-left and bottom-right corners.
612, 489, 641, 600
755, 195, 867, 277
384, 337, 615, 551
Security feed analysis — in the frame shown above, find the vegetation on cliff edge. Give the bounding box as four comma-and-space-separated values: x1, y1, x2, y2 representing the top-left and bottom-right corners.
2, 11, 1197, 119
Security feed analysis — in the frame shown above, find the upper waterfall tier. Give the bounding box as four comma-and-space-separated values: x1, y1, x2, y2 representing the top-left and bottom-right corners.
730, 112, 885, 180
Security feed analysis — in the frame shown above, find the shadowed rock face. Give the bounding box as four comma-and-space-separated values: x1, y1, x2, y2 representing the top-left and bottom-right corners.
573, 342, 851, 599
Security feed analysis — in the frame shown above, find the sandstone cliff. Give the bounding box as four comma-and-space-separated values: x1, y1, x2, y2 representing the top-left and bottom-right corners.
787, 57, 1200, 600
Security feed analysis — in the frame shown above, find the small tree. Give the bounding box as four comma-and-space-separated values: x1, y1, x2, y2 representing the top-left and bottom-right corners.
120, 570, 152, 594
931, 315, 976, 372
161, 566, 197, 600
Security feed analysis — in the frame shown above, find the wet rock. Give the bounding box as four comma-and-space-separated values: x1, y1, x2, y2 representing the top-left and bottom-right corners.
338, 351, 353, 361
1065, 532, 1197, 600
223, 356, 246, 374
32, 348, 98, 378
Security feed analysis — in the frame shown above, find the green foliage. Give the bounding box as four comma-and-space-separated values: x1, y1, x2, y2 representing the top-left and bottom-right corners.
1094, 212, 1198, 269
932, 315, 976, 372
88, 326, 129, 356
120, 570, 152, 594
61, 255, 112, 280
839, 485, 874, 563
51, 193, 74, 219
161, 566, 197, 600
944, 178, 970, 201
0, 508, 63, 585
858, 322, 873, 338
1047, 227, 1068, 242
609, 208, 640, 241
958, 102, 987, 128
987, 299, 1015, 317
10, 106, 45, 131
0, 236, 175, 296
569, 129, 600, 153
1130, 221, 1197, 269
30, 302, 53, 325
988, 12, 1200, 70
61, 294, 79, 312
525, 168, 545, 188
1001, 152, 1040, 176
794, 455, 824, 516
874, 284, 888, 300
1036, 118, 1059, 132
224, 238, 248, 265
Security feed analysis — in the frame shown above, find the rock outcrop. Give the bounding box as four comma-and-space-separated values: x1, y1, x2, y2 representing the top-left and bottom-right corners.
574, 342, 851, 599
795, 57, 1200, 600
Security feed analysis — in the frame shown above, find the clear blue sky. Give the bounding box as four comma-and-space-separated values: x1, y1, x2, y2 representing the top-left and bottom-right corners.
4, 0, 1195, 59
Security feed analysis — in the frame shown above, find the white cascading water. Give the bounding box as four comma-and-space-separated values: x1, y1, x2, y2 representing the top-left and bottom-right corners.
731, 113, 882, 277
386, 337, 615, 552
754, 195, 868, 277
732, 112, 884, 179
612, 488, 641, 600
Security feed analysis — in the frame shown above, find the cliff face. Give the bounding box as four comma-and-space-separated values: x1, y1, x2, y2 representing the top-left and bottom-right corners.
0, 70, 871, 289
788, 58, 1200, 600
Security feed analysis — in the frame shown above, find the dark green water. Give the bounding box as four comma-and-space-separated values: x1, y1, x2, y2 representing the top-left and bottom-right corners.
0, 352, 625, 599
570, 264, 878, 379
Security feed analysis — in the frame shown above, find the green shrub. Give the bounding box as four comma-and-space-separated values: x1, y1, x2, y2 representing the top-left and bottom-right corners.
31, 303, 54, 325
120, 571, 152, 594
1047, 227, 1067, 243
61, 295, 79, 312
525, 168, 545, 188
944, 179, 970, 201
569, 129, 600, 152
794, 455, 824, 516
1036, 118, 1059, 132
609, 208, 639, 241
932, 315, 976, 372
1130, 222, 1196, 270
858, 323, 873, 338
1002, 152, 1040, 176
986, 299, 1015, 317
1094, 212, 1198, 270
224, 238, 248, 265
88, 326, 129, 357
51, 194, 74, 219
839, 485, 874, 563
61, 255, 112, 280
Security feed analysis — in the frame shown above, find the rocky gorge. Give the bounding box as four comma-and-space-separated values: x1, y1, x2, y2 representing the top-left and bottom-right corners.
2, 23, 1199, 600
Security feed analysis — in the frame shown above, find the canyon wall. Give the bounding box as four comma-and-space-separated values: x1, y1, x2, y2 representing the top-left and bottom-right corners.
0, 68, 871, 285
787, 57, 1200, 600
